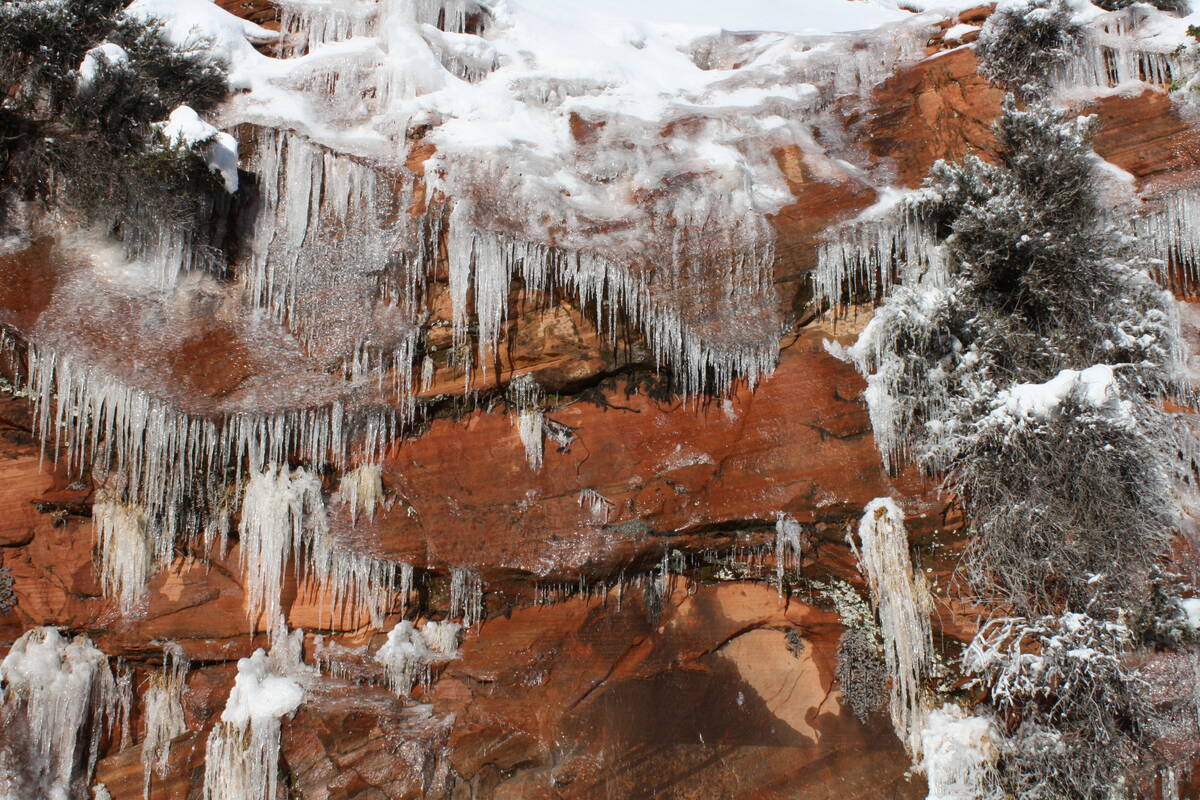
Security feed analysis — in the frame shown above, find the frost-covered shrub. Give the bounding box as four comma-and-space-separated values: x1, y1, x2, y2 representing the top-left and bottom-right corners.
963, 614, 1157, 800
975, 0, 1085, 95
846, 100, 1184, 619
950, 381, 1176, 614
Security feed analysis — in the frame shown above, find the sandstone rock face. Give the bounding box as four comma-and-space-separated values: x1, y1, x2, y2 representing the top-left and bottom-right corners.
2, 3, 1199, 799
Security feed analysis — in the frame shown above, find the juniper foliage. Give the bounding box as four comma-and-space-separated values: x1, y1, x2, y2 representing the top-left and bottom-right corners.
0, 0, 230, 261
975, 0, 1085, 97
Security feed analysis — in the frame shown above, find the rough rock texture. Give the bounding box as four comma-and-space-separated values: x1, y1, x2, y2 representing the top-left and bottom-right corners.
2, 3, 1199, 799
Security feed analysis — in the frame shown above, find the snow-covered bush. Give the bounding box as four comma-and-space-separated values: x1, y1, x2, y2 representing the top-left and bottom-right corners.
976, 0, 1085, 95
963, 614, 1156, 800
1095, 0, 1189, 11
0, 0, 230, 265
847, 99, 1185, 618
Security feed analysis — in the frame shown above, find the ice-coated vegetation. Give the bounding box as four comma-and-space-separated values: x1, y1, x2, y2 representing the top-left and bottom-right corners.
141, 643, 189, 799
827, 3, 1200, 795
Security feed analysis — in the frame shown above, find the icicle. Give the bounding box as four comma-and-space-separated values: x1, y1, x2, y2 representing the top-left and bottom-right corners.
449, 567, 483, 626
374, 618, 460, 696
1135, 185, 1200, 291
774, 515, 803, 595
239, 466, 397, 636
399, 561, 414, 616
114, 662, 133, 750
202, 650, 304, 800
813, 202, 945, 312
507, 374, 545, 471
848, 498, 933, 757
1057, 7, 1188, 92
93, 495, 154, 615
0, 628, 116, 800
577, 488, 613, 524
142, 643, 190, 800
336, 463, 387, 524
238, 466, 327, 636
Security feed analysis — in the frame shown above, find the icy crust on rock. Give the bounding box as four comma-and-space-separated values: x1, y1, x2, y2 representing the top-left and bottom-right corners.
0, 628, 117, 800
140, 0, 951, 396
920, 704, 999, 800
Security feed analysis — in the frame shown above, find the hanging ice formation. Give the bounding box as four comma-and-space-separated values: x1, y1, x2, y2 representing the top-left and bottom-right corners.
812, 193, 946, 312
202, 649, 304, 800
1058, 6, 1189, 92
577, 488, 613, 524
336, 462, 388, 524
0, 628, 117, 800
508, 374, 545, 471
141, 643, 190, 799
374, 618, 462, 696
449, 567, 484, 626
239, 466, 397, 637
848, 498, 934, 757
774, 515, 804, 595
1135, 185, 1200, 291
93, 492, 154, 615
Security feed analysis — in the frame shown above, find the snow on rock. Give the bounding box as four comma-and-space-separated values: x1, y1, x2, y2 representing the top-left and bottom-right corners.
202, 649, 303, 800
920, 704, 999, 800
153, 106, 240, 193
0, 628, 117, 800
129, 0, 953, 396
77, 42, 128, 87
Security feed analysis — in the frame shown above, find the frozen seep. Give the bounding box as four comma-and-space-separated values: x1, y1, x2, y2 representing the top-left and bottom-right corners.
849, 498, 933, 756
0, 628, 117, 800
508, 374, 545, 471
202, 650, 304, 800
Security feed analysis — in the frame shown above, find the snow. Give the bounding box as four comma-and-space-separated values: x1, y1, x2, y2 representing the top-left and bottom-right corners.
1179, 597, 1200, 630
997, 364, 1118, 419
153, 106, 240, 193
78, 43, 128, 87
203, 649, 303, 800
943, 23, 979, 40
220, 650, 304, 725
